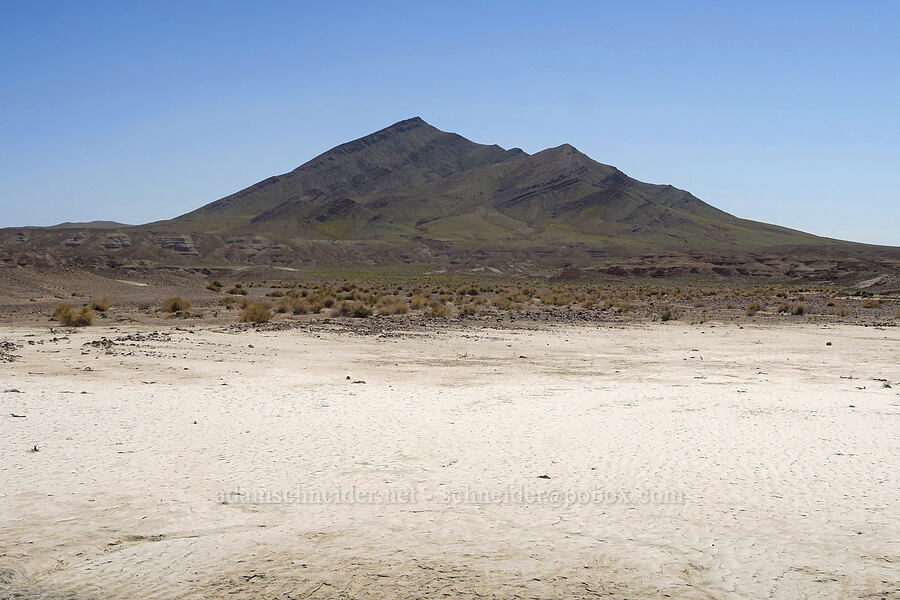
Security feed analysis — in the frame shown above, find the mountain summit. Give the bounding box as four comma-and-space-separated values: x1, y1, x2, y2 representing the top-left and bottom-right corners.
150, 118, 823, 249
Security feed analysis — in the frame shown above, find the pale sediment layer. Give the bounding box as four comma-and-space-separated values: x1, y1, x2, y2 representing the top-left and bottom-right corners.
1, 323, 898, 599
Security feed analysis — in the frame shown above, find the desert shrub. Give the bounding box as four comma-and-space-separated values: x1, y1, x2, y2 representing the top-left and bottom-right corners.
283, 296, 324, 315
426, 301, 450, 318
745, 301, 762, 316
693, 299, 708, 308
53, 304, 94, 327
276, 297, 297, 313
491, 294, 520, 311
660, 308, 675, 322
410, 294, 428, 309
91, 295, 112, 312
460, 305, 479, 316
162, 297, 192, 312
791, 303, 807, 316
776, 302, 791, 314
206, 281, 223, 292
52, 303, 71, 322
615, 302, 633, 314
266, 290, 285, 297
240, 302, 273, 323
538, 289, 575, 306
353, 304, 373, 318
227, 284, 248, 296
218, 296, 239, 308
330, 301, 372, 318
377, 298, 410, 315
301, 298, 326, 314
860, 298, 880, 309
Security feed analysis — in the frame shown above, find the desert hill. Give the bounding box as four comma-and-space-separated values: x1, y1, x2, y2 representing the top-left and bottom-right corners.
148, 117, 829, 250
1, 118, 898, 284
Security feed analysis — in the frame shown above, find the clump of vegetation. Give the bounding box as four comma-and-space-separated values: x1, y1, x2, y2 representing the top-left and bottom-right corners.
409, 294, 428, 309
491, 294, 521, 311
240, 302, 273, 323
660, 308, 675, 322
791, 302, 807, 316
227, 284, 248, 296
206, 281, 223, 292
218, 296, 240, 308
745, 301, 762, 316
860, 298, 881, 309
90, 295, 112, 312
331, 301, 372, 318
376, 298, 409, 315
52, 303, 94, 327
162, 297, 192, 313
426, 301, 450, 318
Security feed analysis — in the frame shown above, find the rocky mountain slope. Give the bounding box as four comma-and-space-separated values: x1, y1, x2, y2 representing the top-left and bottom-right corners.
1, 118, 897, 280
148, 117, 830, 250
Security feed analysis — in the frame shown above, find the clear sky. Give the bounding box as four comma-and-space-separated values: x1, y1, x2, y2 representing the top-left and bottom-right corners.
1, 1, 898, 245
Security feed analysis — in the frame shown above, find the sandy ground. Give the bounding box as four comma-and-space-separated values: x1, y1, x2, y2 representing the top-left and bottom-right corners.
1, 322, 898, 599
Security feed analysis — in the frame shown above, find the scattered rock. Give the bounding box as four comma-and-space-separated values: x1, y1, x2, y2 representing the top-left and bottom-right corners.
537, 474, 551, 479
0, 341, 22, 362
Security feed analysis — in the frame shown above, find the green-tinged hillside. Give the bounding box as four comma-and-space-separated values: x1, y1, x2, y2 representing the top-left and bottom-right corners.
146, 117, 831, 251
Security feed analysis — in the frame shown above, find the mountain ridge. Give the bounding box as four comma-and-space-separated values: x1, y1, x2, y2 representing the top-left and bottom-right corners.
4, 118, 898, 277
144, 117, 832, 250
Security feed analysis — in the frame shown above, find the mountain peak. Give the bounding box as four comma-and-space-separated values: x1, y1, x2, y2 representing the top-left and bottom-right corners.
156, 119, 826, 251
379, 116, 429, 134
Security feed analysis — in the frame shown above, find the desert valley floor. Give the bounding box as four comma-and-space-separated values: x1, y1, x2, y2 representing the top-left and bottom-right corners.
2, 322, 898, 599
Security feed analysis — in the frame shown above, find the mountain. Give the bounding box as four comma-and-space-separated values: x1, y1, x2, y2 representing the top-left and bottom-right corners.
6, 118, 898, 280
147, 117, 827, 250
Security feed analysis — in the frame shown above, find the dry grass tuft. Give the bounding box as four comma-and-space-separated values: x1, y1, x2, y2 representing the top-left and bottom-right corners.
376, 298, 409, 316
162, 297, 192, 313
745, 301, 762, 316
860, 298, 880, 309
426, 301, 450, 318
240, 302, 273, 323
90, 295, 112, 312
52, 303, 94, 327
331, 301, 373, 318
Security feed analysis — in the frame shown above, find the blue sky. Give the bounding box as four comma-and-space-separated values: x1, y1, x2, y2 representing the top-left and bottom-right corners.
1, 1, 898, 245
